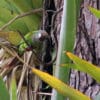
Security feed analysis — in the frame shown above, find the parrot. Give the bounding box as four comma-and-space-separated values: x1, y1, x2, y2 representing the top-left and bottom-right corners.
18, 30, 49, 54
18, 30, 49, 66
0, 30, 49, 64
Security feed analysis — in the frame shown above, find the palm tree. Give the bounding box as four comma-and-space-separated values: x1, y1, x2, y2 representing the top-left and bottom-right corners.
70, 0, 100, 99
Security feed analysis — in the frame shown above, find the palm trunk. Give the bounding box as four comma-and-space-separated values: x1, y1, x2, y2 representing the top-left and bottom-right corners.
70, 0, 100, 99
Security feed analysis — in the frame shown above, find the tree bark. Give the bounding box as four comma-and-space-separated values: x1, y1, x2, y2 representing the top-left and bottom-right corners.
70, 0, 100, 99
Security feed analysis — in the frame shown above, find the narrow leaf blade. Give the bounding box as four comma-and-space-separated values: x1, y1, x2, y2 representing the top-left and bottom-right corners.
10, 76, 17, 100
66, 52, 100, 83
88, 6, 100, 18
31, 68, 91, 100
0, 76, 10, 100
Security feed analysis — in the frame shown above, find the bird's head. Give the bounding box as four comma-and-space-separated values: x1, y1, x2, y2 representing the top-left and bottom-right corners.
32, 30, 49, 42
18, 30, 49, 54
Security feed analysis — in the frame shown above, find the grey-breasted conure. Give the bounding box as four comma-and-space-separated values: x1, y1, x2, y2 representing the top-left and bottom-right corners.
19, 30, 49, 66
18, 30, 49, 54
0, 30, 49, 64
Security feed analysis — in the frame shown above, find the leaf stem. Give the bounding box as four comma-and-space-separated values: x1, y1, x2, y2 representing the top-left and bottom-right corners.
0, 8, 43, 31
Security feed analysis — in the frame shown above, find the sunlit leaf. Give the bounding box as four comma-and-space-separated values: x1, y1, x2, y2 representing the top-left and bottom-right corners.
88, 6, 100, 18
0, 31, 22, 45
66, 52, 100, 83
31, 68, 91, 100
0, 6, 28, 33
52, 0, 81, 99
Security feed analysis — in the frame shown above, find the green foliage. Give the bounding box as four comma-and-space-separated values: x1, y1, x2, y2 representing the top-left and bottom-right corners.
76, 0, 82, 17
0, 7, 28, 33
0, 76, 10, 100
0, 0, 43, 100
0, 73, 17, 100
0, 0, 43, 53
64, 52, 100, 99
2, 1, 99, 100
31, 51, 100, 100
10, 75, 17, 100
5, 0, 42, 31
0, 0, 42, 33
51, 0, 81, 100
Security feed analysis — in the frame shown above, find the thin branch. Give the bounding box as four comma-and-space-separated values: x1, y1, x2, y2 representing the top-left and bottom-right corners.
0, 8, 43, 31
32, 91, 52, 96
17, 52, 32, 96
45, 7, 63, 66
0, 43, 35, 70
51, 6, 63, 31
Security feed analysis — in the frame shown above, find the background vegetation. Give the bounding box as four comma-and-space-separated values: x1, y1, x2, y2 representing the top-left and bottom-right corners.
0, 0, 100, 100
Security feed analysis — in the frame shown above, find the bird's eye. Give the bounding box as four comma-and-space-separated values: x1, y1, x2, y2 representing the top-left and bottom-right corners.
38, 32, 45, 41
38, 33, 42, 38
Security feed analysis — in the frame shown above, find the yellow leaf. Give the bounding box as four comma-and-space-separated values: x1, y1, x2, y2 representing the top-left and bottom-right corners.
88, 6, 100, 18
66, 52, 100, 83
0, 31, 22, 45
31, 68, 91, 100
